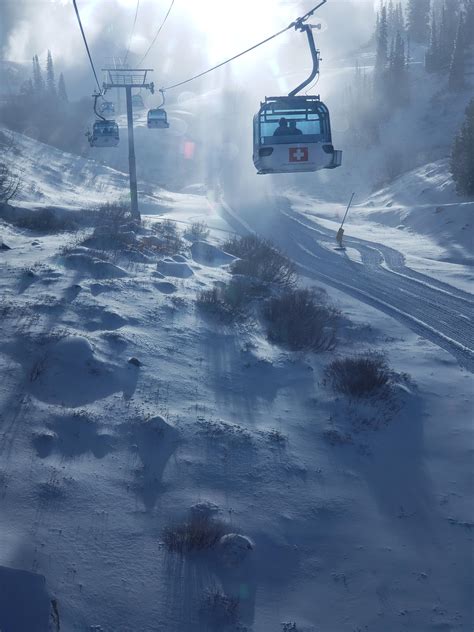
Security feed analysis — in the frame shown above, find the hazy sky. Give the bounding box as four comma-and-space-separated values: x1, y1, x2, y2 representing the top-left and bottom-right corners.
0, 0, 376, 95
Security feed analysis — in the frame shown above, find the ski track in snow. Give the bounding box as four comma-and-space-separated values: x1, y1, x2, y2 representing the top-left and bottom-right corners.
218, 197, 474, 373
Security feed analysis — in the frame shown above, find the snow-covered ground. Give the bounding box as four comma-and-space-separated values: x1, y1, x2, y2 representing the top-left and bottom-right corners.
278, 157, 473, 293
0, 134, 473, 631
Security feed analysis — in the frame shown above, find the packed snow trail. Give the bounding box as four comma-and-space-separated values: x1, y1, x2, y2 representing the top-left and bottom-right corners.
216, 193, 474, 372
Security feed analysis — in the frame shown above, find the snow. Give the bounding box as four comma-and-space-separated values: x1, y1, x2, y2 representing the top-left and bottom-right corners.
0, 130, 472, 631
0, 565, 51, 632
284, 158, 474, 293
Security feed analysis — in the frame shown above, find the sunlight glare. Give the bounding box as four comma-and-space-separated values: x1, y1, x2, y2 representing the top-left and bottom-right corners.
183, 0, 296, 62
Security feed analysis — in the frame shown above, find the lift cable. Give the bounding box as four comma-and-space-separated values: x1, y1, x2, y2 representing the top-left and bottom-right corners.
138, 0, 176, 66
161, 0, 327, 92
124, 0, 141, 66
72, 0, 103, 95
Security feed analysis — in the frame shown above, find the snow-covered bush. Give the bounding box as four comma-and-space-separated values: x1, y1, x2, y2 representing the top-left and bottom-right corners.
264, 288, 338, 351
196, 280, 253, 321
12, 208, 76, 232
148, 219, 184, 255
325, 352, 390, 396
94, 202, 132, 234
184, 220, 210, 241
224, 235, 296, 288
162, 514, 227, 553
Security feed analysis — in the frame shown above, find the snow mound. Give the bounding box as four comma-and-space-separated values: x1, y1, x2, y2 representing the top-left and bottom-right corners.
156, 258, 194, 278
28, 336, 125, 407
33, 413, 114, 459
218, 533, 254, 567
0, 566, 50, 632
62, 253, 128, 279
131, 416, 180, 510
138, 415, 177, 437
191, 241, 236, 266
85, 309, 128, 331
154, 281, 177, 294
190, 500, 220, 519
51, 335, 94, 363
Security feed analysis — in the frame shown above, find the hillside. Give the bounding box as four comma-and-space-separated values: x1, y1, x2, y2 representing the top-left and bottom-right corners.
1, 134, 473, 632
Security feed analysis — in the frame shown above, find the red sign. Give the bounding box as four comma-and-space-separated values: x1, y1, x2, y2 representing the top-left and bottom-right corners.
289, 147, 309, 162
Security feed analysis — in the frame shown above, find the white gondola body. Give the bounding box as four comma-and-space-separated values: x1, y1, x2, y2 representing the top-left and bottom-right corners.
132, 94, 145, 110
89, 120, 120, 148
253, 96, 342, 175
147, 108, 170, 129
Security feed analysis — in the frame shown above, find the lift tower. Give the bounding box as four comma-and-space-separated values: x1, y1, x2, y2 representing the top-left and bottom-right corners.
102, 67, 154, 222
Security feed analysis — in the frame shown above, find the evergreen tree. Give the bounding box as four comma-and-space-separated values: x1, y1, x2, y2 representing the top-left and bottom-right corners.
425, 7, 440, 71
407, 0, 431, 43
388, 31, 409, 104
462, 0, 474, 47
32, 55, 44, 96
20, 78, 34, 98
58, 73, 68, 103
439, 1, 459, 69
387, 0, 396, 37
451, 98, 474, 195
395, 2, 405, 33
46, 50, 56, 97
448, 12, 466, 89
375, 4, 389, 78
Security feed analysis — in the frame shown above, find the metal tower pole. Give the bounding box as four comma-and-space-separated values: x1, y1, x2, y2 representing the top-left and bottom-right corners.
125, 86, 139, 221
102, 67, 154, 223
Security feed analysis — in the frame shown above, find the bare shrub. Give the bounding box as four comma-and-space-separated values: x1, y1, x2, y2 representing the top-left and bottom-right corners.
322, 428, 353, 446
80, 203, 138, 253
224, 234, 296, 288
184, 220, 210, 241
148, 219, 184, 255
162, 514, 227, 554
196, 280, 253, 322
94, 202, 132, 234
325, 352, 390, 396
0, 132, 21, 203
13, 208, 77, 232
200, 590, 239, 626
264, 288, 338, 351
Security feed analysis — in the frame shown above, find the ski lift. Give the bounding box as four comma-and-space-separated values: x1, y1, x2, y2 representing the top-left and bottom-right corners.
147, 89, 169, 129
253, 22, 342, 175
132, 93, 145, 109
99, 100, 115, 116
89, 120, 120, 147
88, 93, 120, 148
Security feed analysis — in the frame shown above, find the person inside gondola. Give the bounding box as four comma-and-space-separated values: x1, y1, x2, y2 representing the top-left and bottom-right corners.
273, 117, 289, 136
289, 120, 303, 135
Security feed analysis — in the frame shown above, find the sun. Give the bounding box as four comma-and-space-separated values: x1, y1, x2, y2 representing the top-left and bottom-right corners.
175, 0, 297, 62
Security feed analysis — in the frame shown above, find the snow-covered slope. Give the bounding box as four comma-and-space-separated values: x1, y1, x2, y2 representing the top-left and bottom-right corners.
363, 158, 473, 258
1, 129, 168, 213
0, 134, 472, 632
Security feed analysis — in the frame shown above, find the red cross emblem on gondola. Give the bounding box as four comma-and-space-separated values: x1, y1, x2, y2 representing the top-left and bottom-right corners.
289, 147, 308, 162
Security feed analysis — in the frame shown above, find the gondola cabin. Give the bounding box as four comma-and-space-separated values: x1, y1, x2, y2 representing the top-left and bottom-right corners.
99, 100, 115, 116
147, 108, 169, 129
89, 120, 120, 148
253, 96, 342, 174
132, 94, 145, 109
